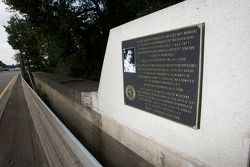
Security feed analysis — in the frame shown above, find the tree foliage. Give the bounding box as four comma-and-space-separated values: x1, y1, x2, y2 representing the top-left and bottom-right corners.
3, 0, 183, 80
0, 60, 7, 68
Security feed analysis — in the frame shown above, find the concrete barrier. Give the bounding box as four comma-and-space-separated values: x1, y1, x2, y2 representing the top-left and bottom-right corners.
22, 77, 102, 167
33, 72, 157, 167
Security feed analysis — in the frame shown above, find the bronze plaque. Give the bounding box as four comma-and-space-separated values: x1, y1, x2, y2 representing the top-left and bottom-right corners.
122, 23, 204, 129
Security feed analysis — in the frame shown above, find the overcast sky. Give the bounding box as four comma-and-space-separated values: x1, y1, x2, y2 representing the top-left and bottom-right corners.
0, 1, 16, 65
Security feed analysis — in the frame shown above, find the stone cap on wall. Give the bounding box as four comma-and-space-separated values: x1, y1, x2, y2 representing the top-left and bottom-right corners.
32, 72, 99, 106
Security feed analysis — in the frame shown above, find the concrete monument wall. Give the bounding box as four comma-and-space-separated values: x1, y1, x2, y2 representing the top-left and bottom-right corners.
98, 0, 250, 166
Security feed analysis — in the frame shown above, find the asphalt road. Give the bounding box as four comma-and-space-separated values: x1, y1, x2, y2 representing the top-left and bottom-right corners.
0, 74, 48, 166
0, 71, 19, 95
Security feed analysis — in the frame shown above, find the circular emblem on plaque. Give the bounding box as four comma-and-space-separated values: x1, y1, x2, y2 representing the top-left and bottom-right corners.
125, 85, 136, 101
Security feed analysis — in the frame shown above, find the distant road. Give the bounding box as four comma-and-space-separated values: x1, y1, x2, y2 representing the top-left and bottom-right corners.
0, 71, 19, 97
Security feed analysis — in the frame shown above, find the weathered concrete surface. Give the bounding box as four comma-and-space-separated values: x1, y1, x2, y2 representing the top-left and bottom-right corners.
33, 72, 208, 167
0, 76, 48, 167
33, 72, 99, 105
33, 73, 155, 167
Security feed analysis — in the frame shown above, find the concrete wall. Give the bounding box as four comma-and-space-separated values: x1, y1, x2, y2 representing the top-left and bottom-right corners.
98, 0, 250, 167
34, 73, 207, 166
34, 75, 154, 167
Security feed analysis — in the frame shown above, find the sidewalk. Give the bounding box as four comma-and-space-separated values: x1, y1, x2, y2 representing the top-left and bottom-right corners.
0, 76, 48, 167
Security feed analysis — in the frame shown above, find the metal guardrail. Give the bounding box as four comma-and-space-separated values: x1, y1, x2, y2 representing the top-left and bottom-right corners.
22, 77, 102, 167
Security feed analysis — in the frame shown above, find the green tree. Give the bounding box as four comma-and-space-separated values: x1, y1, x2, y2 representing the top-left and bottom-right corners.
5, 15, 47, 78
0, 60, 7, 68
4, 0, 183, 80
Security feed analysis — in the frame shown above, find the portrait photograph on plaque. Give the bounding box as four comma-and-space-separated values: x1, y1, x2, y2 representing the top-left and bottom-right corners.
122, 23, 205, 129
123, 48, 136, 73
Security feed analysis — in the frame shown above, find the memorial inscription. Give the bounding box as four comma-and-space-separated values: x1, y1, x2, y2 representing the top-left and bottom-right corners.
122, 23, 204, 129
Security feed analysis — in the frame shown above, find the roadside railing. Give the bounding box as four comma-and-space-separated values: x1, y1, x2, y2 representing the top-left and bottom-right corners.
22, 77, 102, 167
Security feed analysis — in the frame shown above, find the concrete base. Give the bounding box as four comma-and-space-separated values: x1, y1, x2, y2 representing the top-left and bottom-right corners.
34, 73, 207, 167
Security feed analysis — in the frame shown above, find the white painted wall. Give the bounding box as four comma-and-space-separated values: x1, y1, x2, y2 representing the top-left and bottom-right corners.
98, 0, 250, 166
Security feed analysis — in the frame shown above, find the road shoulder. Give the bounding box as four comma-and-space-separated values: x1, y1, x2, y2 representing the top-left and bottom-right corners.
0, 76, 48, 167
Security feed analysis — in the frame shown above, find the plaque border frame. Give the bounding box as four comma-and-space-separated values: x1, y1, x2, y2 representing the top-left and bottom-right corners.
122, 23, 205, 129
